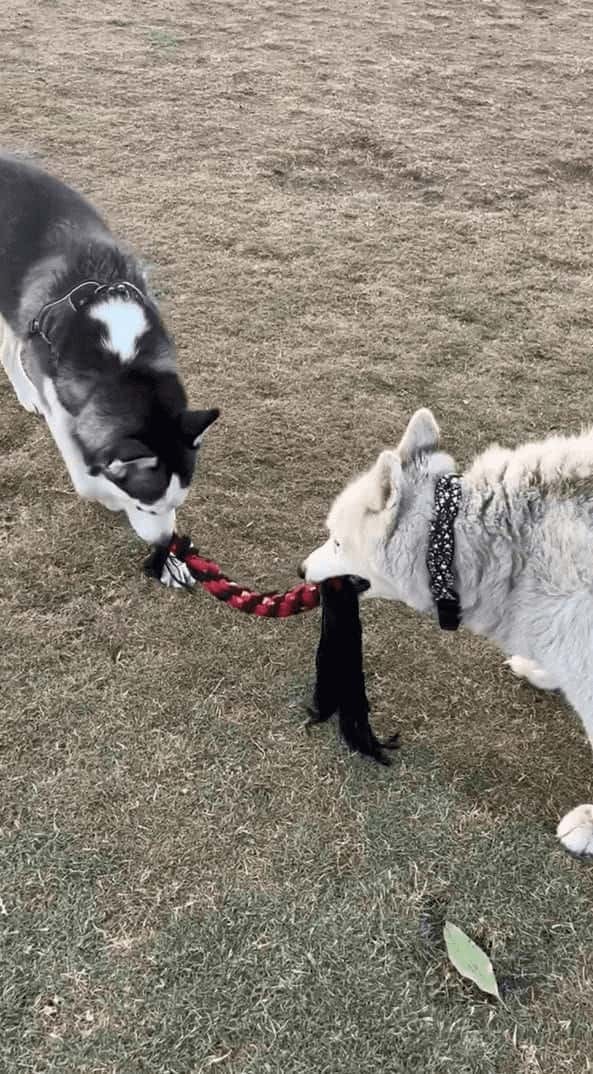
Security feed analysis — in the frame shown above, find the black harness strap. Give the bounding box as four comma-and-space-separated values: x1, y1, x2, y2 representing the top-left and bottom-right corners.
29, 279, 148, 348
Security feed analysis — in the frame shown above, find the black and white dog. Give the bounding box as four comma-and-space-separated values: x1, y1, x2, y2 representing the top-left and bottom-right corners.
0, 154, 219, 545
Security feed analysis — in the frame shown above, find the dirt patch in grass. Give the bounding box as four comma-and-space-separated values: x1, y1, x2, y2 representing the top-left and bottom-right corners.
2, 1, 593, 1071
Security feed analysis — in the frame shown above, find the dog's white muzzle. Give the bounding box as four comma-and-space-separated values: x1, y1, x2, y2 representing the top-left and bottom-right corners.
301, 538, 351, 583
127, 506, 176, 546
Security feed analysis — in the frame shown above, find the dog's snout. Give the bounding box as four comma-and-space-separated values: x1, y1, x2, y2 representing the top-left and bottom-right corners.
297, 561, 306, 580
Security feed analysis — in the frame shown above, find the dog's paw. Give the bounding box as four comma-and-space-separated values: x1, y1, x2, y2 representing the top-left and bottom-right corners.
506, 655, 558, 691
557, 804, 593, 857
506, 655, 534, 679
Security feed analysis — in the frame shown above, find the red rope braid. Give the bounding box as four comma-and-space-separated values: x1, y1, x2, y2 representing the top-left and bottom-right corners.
168, 536, 320, 617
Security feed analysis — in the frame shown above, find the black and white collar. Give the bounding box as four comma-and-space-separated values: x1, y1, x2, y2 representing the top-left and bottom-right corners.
426, 474, 462, 631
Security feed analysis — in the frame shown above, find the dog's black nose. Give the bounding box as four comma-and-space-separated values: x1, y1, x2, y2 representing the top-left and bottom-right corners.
297, 562, 305, 579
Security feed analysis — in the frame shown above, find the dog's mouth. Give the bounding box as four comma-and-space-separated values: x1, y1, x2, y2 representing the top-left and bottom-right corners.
297, 562, 370, 594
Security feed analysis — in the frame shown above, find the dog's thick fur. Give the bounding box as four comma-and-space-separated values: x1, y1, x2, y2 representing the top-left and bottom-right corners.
0, 155, 219, 544
302, 408, 593, 857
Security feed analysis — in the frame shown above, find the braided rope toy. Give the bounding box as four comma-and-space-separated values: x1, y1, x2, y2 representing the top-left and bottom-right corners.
144, 535, 320, 616
144, 535, 399, 765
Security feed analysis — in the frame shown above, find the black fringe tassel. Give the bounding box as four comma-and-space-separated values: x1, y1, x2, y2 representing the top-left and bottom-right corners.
308, 578, 399, 765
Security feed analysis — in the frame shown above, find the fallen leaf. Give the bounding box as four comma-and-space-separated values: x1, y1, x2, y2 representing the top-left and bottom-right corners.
444, 922, 501, 1000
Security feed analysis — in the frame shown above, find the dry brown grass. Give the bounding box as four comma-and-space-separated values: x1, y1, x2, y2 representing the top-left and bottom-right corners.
3, 1, 593, 1071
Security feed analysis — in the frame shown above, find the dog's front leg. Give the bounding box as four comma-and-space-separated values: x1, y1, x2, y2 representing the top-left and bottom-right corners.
0, 323, 42, 414
555, 677, 593, 858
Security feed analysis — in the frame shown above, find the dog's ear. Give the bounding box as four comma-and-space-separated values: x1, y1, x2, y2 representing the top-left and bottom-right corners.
93, 438, 159, 478
397, 408, 440, 462
368, 450, 403, 512
179, 408, 220, 447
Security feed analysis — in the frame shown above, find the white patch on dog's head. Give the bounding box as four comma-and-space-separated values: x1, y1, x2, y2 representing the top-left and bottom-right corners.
303, 455, 402, 585
126, 473, 188, 545
90, 297, 148, 363
302, 408, 450, 593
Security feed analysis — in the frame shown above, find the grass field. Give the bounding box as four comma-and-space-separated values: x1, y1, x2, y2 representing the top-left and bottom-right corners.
2, 1, 593, 1071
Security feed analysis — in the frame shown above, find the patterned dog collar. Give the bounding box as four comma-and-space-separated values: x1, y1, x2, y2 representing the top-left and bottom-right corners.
426, 474, 462, 631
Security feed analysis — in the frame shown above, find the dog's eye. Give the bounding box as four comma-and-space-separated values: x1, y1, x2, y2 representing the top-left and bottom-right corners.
334, 538, 341, 550
136, 506, 158, 516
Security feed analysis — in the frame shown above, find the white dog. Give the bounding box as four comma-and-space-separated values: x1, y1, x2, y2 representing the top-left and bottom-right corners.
302, 408, 593, 858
